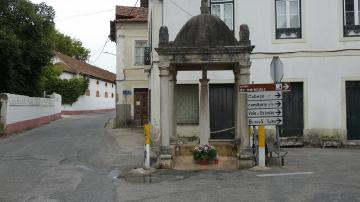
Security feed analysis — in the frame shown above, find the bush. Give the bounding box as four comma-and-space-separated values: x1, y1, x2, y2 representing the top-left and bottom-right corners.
39, 65, 89, 105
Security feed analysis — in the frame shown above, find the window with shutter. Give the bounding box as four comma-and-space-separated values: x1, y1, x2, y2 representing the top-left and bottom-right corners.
176, 84, 199, 124
134, 40, 147, 65
275, 0, 302, 39
344, 0, 360, 36
210, 0, 234, 32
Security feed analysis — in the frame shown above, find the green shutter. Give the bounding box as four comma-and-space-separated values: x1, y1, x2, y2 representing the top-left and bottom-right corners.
176, 84, 199, 124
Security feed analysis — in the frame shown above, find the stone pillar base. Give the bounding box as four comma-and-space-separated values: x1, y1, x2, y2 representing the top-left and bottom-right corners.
159, 154, 172, 169
239, 147, 254, 159
239, 159, 255, 169
160, 146, 171, 155
238, 146, 255, 169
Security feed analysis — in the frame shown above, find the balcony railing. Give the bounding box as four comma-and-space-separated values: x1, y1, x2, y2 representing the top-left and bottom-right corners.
344, 25, 360, 37
144, 47, 151, 65
276, 28, 302, 39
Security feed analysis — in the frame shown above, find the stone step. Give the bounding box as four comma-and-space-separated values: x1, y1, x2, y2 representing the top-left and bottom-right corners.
172, 156, 239, 171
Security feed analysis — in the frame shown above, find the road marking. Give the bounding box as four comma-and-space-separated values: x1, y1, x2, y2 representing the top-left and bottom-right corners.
256, 172, 314, 177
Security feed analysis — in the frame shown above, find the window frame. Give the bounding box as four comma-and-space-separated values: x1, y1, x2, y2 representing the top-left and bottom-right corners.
134, 40, 148, 66
275, 0, 302, 39
343, 0, 360, 37
210, 0, 235, 32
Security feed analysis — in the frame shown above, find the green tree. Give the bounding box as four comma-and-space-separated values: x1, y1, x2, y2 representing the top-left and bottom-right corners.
53, 30, 90, 61
40, 65, 89, 105
0, 0, 55, 96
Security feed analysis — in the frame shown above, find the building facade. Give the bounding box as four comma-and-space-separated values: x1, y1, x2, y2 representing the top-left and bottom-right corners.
147, 0, 360, 145
54, 52, 116, 114
110, 2, 150, 127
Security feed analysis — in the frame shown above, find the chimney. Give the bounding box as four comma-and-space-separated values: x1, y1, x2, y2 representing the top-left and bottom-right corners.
140, 0, 148, 8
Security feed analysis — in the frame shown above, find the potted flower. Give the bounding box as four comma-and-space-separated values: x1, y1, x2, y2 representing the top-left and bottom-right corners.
192, 144, 218, 165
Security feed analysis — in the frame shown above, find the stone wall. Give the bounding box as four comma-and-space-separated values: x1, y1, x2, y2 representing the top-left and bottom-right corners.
0, 93, 62, 135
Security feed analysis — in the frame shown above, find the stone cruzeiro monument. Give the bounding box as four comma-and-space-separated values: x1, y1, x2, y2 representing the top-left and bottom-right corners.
155, 0, 254, 168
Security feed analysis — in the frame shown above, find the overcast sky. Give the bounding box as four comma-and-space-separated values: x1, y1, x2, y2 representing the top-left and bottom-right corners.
30, 0, 139, 73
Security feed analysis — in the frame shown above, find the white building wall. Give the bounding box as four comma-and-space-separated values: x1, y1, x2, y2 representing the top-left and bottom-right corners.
149, 0, 360, 141
60, 73, 116, 112
115, 22, 149, 124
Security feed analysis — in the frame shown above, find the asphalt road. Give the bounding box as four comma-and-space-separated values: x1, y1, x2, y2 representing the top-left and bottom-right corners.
0, 112, 142, 202
1, 112, 360, 202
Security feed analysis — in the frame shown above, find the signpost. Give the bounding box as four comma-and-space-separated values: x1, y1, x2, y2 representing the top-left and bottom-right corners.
239, 56, 287, 167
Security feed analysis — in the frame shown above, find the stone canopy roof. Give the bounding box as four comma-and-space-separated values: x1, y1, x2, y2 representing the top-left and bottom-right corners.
155, 3, 254, 71
173, 14, 237, 47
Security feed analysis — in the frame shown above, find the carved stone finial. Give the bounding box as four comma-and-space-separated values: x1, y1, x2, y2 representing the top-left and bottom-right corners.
200, 0, 210, 14
159, 26, 169, 46
239, 24, 250, 42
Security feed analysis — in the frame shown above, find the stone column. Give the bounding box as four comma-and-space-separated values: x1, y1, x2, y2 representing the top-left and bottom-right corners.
169, 70, 177, 142
235, 65, 254, 168
234, 68, 241, 140
199, 70, 210, 144
159, 64, 171, 155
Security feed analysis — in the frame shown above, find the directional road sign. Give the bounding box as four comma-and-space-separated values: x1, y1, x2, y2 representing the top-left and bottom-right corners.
243, 83, 286, 126
123, 90, 132, 96
239, 83, 291, 93
247, 91, 282, 101
248, 117, 283, 126
248, 108, 282, 118
248, 100, 282, 109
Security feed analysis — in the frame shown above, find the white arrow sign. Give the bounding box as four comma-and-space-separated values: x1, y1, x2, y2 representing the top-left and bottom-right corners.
248, 100, 282, 109
248, 117, 283, 126
248, 109, 283, 118
247, 91, 282, 101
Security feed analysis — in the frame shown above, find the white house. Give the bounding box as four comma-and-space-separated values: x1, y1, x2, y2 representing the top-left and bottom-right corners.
110, 1, 150, 127
54, 52, 116, 114
146, 0, 360, 145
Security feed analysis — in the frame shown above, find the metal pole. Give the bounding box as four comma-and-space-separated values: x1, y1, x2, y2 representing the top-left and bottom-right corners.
124, 95, 127, 128
276, 125, 281, 167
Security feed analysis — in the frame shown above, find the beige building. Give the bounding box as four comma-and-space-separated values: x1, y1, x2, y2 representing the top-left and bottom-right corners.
110, 1, 150, 127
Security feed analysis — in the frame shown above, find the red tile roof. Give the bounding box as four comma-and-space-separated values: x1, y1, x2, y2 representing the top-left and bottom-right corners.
115, 6, 148, 23
55, 52, 116, 83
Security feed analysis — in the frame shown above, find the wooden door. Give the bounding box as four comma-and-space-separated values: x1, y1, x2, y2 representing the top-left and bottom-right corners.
134, 88, 148, 127
346, 81, 360, 140
209, 84, 235, 139
281, 82, 304, 137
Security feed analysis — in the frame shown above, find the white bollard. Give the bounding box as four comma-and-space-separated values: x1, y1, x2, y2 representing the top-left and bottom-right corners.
144, 124, 151, 169
258, 125, 266, 167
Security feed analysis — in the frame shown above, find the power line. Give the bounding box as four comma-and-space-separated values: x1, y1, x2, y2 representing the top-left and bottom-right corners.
91, 38, 109, 63
168, 0, 193, 17
56, 9, 114, 21
91, 0, 140, 64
